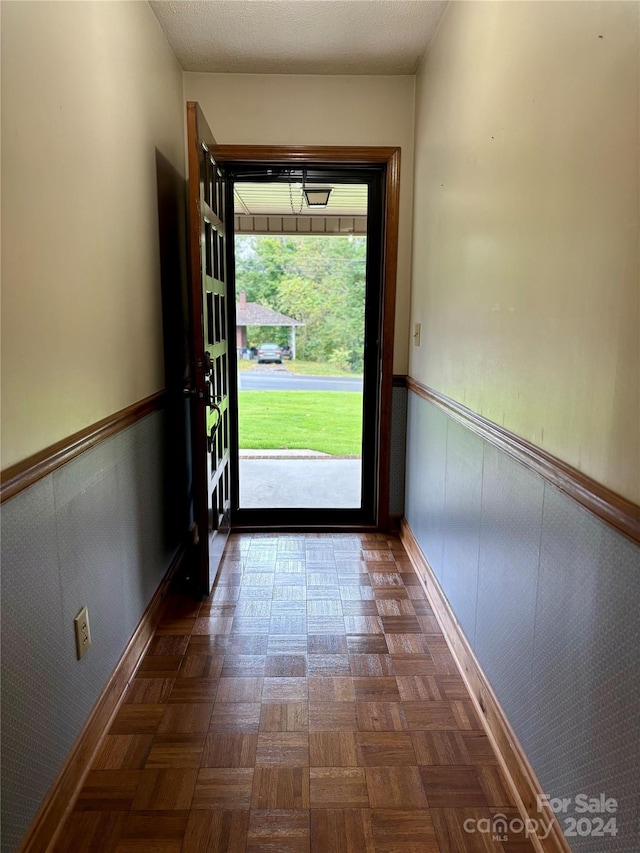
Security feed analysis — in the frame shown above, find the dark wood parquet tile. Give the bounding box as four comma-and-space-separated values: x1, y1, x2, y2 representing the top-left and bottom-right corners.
396, 675, 442, 701
93, 735, 153, 770
221, 655, 267, 676
137, 655, 182, 678
251, 767, 309, 808
370, 808, 439, 853
166, 678, 219, 704
209, 703, 261, 732
310, 732, 360, 767
187, 634, 230, 654
255, 732, 309, 765
267, 634, 307, 654
310, 808, 371, 853
376, 598, 416, 616
390, 653, 437, 676
265, 654, 307, 676
403, 701, 459, 731
356, 702, 407, 732
51, 811, 127, 852
343, 600, 379, 616
309, 702, 359, 731
58, 533, 536, 852
144, 734, 205, 769
131, 768, 198, 810
307, 654, 351, 676
477, 765, 517, 808
109, 705, 164, 736
346, 635, 388, 654
308, 677, 354, 703
247, 809, 309, 853
349, 654, 395, 676
310, 767, 369, 808
181, 809, 249, 853
216, 677, 263, 703
357, 732, 417, 766
157, 703, 213, 734
366, 766, 428, 808
353, 676, 401, 703
146, 636, 190, 657
201, 733, 258, 767
178, 654, 224, 679
420, 766, 487, 808
75, 770, 142, 811
430, 807, 503, 852
192, 768, 254, 809
259, 702, 308, 732
411, 731, 471, 766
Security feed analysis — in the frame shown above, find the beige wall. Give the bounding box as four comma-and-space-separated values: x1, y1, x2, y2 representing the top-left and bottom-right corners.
1, 1, 184, 469
410, 1, 640, 503
184, 72, 415, 373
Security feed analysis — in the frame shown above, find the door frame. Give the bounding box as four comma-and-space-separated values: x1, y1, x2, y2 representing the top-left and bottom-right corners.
213, 145, 401, 531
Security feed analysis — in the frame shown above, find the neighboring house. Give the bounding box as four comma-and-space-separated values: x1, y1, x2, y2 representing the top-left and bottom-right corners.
235, 290, 303, 356
1, 2, 638, 851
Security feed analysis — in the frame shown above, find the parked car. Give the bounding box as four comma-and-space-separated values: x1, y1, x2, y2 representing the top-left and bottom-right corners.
257, 343, 282, 364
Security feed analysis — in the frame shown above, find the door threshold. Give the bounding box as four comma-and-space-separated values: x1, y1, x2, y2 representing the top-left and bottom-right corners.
230, 522, 381, 534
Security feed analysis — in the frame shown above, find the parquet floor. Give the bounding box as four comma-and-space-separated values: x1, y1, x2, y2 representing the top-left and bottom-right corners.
55, 533, 535, 852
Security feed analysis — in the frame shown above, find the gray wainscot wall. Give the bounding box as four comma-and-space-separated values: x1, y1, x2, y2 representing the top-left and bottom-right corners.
1, 410, 180, 853
404, 390, 640, 852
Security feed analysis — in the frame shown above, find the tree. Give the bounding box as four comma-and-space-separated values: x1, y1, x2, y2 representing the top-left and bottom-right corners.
235, 235, 367, 371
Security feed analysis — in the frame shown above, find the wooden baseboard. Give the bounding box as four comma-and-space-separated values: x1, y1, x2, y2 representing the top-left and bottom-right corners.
400, 519, 571, 853
19, 544, 188, 853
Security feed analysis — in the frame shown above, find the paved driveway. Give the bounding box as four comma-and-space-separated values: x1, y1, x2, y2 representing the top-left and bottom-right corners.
238, 370, 362, 392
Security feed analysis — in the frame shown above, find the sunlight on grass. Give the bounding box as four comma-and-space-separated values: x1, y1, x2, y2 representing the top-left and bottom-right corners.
238, 391, 363, 456
286, 361, 362, 378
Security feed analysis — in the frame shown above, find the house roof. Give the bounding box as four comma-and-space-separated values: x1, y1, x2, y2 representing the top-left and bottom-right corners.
236, 302, 304, 327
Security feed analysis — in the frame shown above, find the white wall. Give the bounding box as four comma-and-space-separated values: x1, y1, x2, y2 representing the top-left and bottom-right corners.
410, 1, 639, 503
1, 0, 185, 468
184, 72, 416, 374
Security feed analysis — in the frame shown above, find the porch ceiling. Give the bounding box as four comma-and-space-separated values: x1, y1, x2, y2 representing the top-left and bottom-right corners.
149, 1, 448, 75
234, 182, 368, 217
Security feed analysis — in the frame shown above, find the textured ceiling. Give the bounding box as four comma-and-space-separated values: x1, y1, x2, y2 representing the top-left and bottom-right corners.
150, 1, 448, 75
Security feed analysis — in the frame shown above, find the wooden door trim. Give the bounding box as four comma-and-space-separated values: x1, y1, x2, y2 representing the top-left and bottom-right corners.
1, 391, 166, 504
213, 144, 401, 531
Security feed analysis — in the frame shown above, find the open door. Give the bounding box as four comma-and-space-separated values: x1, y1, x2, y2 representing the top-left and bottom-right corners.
186, 102, 231, 595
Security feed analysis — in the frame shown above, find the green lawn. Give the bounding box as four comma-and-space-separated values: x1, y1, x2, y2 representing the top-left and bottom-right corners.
237, 359, 361, 377
238, 391, 363, 456
286, 361, 361, 378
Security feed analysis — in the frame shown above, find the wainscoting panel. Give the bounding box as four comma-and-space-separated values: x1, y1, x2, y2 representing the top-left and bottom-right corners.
441, 418, 484, 645
475, 442, 544, 738
0, 410, 180, 853
389, 384, 408, 518
530, 485, 640, 850
404, 390, 640, 852
405, 392, 448, 581
1, 477, 69, 852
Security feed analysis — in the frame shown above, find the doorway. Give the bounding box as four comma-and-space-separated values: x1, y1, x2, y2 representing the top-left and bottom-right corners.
214, 146, 400, 531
